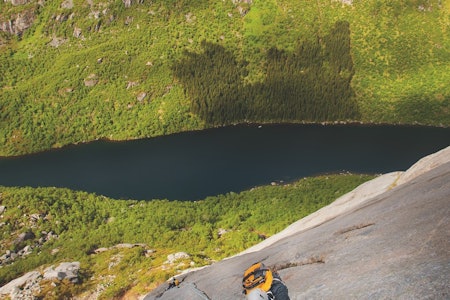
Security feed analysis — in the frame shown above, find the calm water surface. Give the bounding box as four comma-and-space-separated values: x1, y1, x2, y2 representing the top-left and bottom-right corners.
0, 124, 449, 200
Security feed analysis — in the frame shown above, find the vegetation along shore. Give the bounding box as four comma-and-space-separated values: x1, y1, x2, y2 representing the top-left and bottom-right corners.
1, 0, 449, 298
1, 0, 449, 156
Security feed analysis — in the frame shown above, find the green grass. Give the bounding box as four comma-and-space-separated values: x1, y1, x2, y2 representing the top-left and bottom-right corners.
0, 2, 446, 297
0, 0, 449, 156
0, 173, 374, 297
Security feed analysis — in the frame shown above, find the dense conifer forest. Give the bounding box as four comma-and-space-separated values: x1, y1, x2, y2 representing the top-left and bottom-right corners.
173, 21, 359, 125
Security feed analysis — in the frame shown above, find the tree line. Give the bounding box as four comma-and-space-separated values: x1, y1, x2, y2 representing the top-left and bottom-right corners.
172, 21, 360, 126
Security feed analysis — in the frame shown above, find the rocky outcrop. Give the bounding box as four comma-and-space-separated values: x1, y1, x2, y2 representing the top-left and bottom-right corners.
0, 271, 41, 300
14, 231, 35, 245
0, 9, 35, 36
166, 252, 190, 264
43, 262, 81, 283
231, 0, 253, 16
136, 91, 147, 102
60, 0, 74, 9
4, 0, 33, 6
92, 243, 148, 254
0, 230, 58, 266
0, 262, 81, 299
144, 146, 450, 299
122, 0, 144, 8
48, 35, 67, 47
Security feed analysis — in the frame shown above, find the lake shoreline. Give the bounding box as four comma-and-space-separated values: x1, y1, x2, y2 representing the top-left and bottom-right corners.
2, 120, 448, 159
1, 124, 449, 200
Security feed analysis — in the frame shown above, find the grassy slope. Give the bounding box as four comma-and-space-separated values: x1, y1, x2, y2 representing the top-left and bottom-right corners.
0, 0, 449, 156
0, 174, 374, 298
0, 1, 446, 297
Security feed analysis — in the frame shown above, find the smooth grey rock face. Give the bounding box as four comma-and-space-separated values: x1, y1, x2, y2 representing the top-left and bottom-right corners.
43, 262, 80, 283
144, 148, 450, 300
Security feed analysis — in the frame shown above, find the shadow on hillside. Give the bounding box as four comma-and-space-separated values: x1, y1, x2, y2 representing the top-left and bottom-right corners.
172, 21, 360, 125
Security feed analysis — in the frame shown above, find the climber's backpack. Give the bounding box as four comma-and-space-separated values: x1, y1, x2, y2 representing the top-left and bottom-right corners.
242, 262, 273, 295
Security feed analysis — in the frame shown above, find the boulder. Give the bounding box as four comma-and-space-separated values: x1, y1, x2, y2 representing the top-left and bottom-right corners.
217, 228, 229, 237
115, 243, 137, 249
73, 27, 82, 38
0, 271, 41, 298
94, 247, 109, 254
14, 231, 35, 245
0, 9, 35, 36
48, 36, 67, 48
123, 0, 132, 8
166, 252, 190, 264
30, 213, 43, 222
136, 92, 147, 102
0, 262, 81, 298
7, 0, 32, 6
43, 262, 81, 283
61, 0, 73, 9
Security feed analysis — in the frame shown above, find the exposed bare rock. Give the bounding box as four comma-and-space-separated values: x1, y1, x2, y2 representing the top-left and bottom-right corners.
166, 252, 190, 264
0, 271, 41, 299
217, 228, 229, 237
0, 9, 35, 36
236, 6, 249, 16
185, 12, 196, 23
124, 15, 133, 25
333, 0, 353, 5
231, 0, 252, 4
122, 0, 144, 8
84, 74, 98, 87
115, 243, 144, 249
136, 91, 147, 102
395, 146, 450, 186
48, 36, 67, 47
5, 0, 33, 6
94, 247, 109, 254
43, 262, 81, 283
231, 0, 252, 16
14, 230, 35, 245
126, 81, 138, 89
1, 229, 59, 266
122, 0, 132, 8
60, 0, 73, 9
92, 243, 148, 254
122, 0, 144, 7
144, 146, 450, 299
73, 26, 82, 38
240, 171, 402, 254
0, 262, 81, 299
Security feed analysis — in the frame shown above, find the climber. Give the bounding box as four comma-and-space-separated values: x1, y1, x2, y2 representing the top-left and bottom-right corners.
247, 288, 269, 300
167, 277, 180, 290
242, 262, 290, 300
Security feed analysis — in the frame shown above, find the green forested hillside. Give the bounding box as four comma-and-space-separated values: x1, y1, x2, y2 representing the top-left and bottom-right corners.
0, 174, 373, 298
1, 0, 449, 156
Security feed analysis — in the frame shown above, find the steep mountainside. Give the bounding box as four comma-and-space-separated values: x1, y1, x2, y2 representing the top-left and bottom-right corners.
1, 0, 449, 156
145, 146, 450, 299
0, 173, 373, 298
1, 147, 448, 299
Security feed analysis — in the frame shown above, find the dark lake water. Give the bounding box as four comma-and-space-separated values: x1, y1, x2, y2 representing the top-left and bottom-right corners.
0, 124, 449, 200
